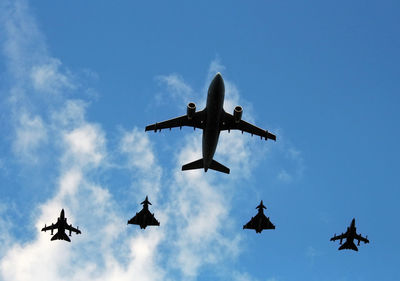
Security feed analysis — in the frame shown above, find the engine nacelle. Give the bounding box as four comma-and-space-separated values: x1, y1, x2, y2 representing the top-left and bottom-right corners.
187, 102, 196, 119
233, 106, 243, 123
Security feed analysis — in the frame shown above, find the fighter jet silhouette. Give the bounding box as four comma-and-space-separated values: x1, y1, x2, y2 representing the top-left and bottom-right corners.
128, 196, 160, 229
330, 218, 369, 251
145, 73, 276, 174
41, 209, 81, 242
243, 200, 275, 233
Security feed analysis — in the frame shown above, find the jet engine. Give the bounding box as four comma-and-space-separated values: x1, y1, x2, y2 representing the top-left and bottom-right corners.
187, 102, 196, 119
233, 106, 243, 123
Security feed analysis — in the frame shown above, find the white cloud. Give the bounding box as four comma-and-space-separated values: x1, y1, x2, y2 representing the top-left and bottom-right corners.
119, 128, 162, 202
63, 124, 106, 168
31, 58, 74, 95
0, 2, 276, 280
12, 112, 47, 162
157, 74, 193, 99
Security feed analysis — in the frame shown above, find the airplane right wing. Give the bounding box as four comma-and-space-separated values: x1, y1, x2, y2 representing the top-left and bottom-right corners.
260, 214, 275, 229
220, 111, 276, 141
355, 233, 369, 244
146, 213, 160, 226
145, 110, 206, 132
65, 223, 81, 235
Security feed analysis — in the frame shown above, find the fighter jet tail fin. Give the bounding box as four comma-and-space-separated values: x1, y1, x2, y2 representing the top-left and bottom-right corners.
182, 158, 204, 171
209, 160, 230, 174
339, 240, 358, 251
51, 231, 71, 242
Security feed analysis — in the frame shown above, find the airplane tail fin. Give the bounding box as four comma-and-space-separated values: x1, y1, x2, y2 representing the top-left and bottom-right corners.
339, 240, 358, 251
209, 159, 230, 174
182, 158, 230, 174
182, 158, 204, 171
51, 231, 71, 242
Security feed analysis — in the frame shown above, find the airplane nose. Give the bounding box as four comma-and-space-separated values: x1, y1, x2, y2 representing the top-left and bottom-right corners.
212, 73, 224, 90
214, 72, 223, 83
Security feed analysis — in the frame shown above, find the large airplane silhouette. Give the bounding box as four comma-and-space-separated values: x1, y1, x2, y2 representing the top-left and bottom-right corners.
243, 200, 275, 233
145, 73, 276, 174
41, 209, 81, 242
128, 196, 160, 229
330, 218, 369, 251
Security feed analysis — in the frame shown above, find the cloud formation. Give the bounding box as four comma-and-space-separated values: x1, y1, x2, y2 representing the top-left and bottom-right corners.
0, 1, 291, 281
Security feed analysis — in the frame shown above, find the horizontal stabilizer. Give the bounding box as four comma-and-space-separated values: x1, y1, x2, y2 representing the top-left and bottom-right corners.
182, 158, 204, 171
209, 160, 230, 174
339, 241, 358, 251
51, 231, 71, 242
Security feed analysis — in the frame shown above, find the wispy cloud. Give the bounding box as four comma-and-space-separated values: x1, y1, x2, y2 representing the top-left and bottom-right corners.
12, 112, 47, 163
0, 1, 279, 281
155, 74, 195, 108
275, 132, 305, 184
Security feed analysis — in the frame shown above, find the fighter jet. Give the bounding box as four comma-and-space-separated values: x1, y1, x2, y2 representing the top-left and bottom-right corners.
128, 196, 160, 229
243, 200, 275, 233
41, 209, 81, 242
145, 73, 276, 174
330, 218, 369, 251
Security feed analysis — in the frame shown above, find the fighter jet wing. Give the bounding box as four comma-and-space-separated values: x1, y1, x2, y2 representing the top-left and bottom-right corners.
41, 221, 59, 232
220, 111, 276, 141
243, 213, 275, 231
145, 110, 206, 132
128, 209, 160, 227
330, 233, 346, 241
64, 223, 81, 234
354, 233, 369, 244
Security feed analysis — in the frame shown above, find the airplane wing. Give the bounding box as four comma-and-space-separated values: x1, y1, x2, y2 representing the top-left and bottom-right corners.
128, 210, 160, 226
243, 213, 275, 230
128, 213, 140, 225
330, 233, 346, 241
41, 221, 59, 232
260, 214, 275, 229
146, 213, 160, 226
219, 111, 276, 141
145, 110, 206, 132
243, 216, 257, 230
355, 233, 369, 244
64, 223, 81, 234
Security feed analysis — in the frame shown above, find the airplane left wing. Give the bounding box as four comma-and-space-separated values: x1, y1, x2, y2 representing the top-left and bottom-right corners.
65, 223, 81, 235
145, 110, 206, 132
41, 221, 59, 232
220, 111, 276, 141
330, 233, 346, 241
243, 216, 256, 230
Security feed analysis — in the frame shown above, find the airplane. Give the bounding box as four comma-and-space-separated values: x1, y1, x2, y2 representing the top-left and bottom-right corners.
330, 218, 369, 251
145, 73, 276, 174
41, 209, 81, 242
243, 200, 275, 233
128, 196, 160, 229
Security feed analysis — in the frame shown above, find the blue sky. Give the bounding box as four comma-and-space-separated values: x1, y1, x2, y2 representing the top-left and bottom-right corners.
0, 0, 399, 280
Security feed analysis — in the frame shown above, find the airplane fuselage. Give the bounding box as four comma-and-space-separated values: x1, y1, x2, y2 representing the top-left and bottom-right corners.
203, 73, 225, 171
